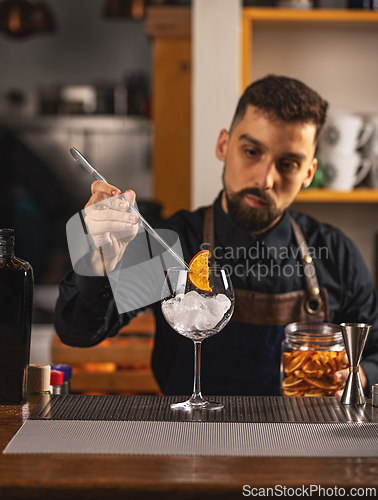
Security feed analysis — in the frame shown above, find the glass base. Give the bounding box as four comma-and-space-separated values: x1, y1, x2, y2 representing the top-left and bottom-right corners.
170, 400, 224, 411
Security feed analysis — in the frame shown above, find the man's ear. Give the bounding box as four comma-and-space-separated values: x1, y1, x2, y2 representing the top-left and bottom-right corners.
215, 129, 229, 162
302, 157, 318, 189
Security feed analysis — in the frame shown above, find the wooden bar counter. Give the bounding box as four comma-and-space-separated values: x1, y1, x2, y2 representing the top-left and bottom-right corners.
1, 395, 378, 499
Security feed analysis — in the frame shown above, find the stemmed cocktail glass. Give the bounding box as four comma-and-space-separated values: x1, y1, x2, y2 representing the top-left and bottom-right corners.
161, 267, 234, 411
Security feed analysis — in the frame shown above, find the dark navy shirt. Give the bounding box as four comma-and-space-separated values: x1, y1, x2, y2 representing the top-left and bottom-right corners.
55, 192, 378, 395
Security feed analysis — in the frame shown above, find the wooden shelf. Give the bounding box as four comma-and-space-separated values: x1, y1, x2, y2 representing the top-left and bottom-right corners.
243, 7, 378, 24
294, 188, 378, 203
70, 371, 160, 394
52, 336, 154, 365
242, 8, 378, 89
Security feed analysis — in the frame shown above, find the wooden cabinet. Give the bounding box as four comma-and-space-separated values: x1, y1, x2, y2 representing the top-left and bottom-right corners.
52, 314, 160, 394
146, 7, 191, 217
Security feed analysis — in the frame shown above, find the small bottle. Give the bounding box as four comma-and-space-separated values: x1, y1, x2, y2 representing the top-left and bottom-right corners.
26, 364, 51, 395
50, 370, 64, 395
51, 364, 72, 394
0, 229, 33, 404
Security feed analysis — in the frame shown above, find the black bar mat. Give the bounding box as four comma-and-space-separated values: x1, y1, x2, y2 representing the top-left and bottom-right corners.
28, 395, 378, 423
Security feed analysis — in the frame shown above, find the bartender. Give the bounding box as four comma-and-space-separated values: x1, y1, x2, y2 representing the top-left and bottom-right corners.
55, 75, 378, 397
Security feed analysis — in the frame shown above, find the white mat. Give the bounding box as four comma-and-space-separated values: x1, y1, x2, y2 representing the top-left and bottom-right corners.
4, 420, 378, 457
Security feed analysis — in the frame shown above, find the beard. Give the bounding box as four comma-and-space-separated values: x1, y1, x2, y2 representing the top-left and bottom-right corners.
224, 184, 284, 234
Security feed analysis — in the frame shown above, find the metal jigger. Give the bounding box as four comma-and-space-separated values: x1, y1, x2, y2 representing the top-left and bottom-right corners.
340, 323, 371, 405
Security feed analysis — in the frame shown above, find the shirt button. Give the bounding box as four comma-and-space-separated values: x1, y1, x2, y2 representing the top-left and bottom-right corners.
102, 293, 110, 298
104, 284, 111, 289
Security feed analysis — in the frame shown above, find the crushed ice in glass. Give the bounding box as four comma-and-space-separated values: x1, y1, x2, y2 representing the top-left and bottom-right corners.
162, 290, 232, 331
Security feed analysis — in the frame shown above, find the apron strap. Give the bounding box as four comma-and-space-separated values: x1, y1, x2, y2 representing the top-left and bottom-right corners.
202, 205, 324, 316
203, 204, 215, 267
290, 216, 323, 315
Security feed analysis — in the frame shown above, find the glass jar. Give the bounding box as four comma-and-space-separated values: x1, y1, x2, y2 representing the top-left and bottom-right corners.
281, 322, 345, 397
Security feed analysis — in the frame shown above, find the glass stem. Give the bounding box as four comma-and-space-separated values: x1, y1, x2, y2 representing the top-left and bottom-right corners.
190, 340, 204, 404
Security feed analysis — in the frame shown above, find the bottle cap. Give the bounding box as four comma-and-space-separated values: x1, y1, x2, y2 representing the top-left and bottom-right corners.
0, 228, 14, 237
0, 228, 14, 240
50, 370, 64, 386
27, 364, 51, 393
51, 364, 72, 381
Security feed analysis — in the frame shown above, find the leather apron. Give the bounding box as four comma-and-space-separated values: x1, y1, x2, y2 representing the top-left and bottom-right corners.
164, 206, 330, 396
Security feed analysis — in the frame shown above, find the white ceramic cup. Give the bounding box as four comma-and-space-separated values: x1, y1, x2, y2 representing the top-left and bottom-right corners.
322, 152, 372, 191
357, 115, 378, 187
362, 115, 378, 157
369, 156, 378, 188
318, 112, 374, 156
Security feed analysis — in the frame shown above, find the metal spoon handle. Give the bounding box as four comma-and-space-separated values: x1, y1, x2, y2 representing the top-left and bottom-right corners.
70, 147, 190, 271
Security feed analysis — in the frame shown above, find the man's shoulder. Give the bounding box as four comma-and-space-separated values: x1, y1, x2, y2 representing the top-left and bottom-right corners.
289, 210, 357, 255
290, 210, 344, 240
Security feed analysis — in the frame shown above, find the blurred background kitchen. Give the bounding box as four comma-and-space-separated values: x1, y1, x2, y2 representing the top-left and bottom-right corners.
1, 0, 378, 393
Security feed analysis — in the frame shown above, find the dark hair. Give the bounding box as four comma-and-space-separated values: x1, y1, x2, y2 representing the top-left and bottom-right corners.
230, 75, 328, 142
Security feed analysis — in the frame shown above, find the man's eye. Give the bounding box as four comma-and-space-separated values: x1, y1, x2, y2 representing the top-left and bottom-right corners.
245, 148, 258, 158
278, 160, 299, 172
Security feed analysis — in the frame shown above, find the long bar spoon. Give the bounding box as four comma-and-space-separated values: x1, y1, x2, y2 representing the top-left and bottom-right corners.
70, 147, 190, 272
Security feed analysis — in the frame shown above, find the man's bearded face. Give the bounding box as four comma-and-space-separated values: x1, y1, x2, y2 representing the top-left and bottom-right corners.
217, 107, 318, 233
223, 182, 284, 233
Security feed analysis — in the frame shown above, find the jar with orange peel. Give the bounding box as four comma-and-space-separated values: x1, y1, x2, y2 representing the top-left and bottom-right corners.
281, 322, 346, 397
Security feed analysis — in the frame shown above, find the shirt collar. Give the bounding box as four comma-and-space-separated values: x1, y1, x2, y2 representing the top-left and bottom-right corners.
214, 191, 293, 263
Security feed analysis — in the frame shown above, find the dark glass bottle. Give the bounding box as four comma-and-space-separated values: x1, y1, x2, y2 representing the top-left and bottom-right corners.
0, 229, 33, 404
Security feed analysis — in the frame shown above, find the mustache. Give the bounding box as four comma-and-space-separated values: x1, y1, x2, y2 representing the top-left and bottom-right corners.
231, 187, 276, 208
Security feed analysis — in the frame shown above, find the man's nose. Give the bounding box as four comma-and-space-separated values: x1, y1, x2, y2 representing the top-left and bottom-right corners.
252, 161, 275, 190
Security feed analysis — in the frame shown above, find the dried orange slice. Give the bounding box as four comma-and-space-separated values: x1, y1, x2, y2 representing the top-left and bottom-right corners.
188, 250, 212, 291
282, 375, 305, 388
283, 389, 304, 397
304, 390, 327, 397
285, 351, 311, 374
283, 352, 292, 365
304, 377, 338, 391
302, 360, 319, 375
294, 369, 305, 379
293, 383, 309, 391
327, 354, 338, 372
337, 350, 346, 371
